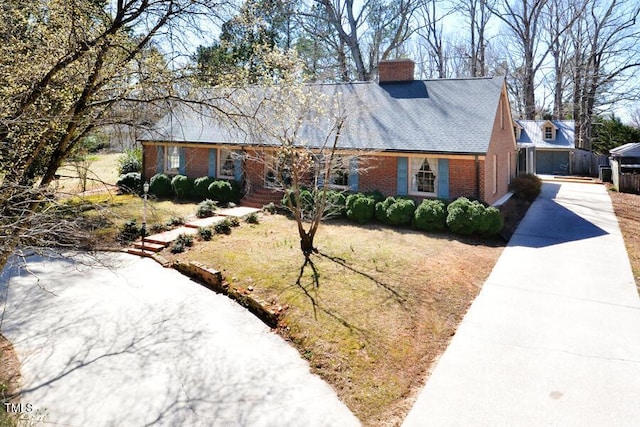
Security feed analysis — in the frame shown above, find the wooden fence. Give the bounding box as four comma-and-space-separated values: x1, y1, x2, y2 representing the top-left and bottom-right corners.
620, 173, 640, 194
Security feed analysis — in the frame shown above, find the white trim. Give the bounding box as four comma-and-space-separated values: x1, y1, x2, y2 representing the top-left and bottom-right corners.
164, 145, 180, 174
409, 157, 438, 196
217, 148, 237, 180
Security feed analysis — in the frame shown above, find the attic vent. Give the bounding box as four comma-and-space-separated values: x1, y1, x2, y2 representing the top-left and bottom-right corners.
378, 59, 415, 83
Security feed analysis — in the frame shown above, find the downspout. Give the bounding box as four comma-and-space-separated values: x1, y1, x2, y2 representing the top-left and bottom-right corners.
475, 155, 480, 200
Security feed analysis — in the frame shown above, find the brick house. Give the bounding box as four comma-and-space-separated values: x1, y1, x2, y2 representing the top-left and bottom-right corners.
140, 59, 517, 206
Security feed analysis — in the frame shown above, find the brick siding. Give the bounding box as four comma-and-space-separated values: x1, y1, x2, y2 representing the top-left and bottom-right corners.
359, 156, 397, 195
185, 147, 210, 178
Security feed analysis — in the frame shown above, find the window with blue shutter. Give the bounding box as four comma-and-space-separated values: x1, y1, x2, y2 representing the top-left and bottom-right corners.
437, 159, 449, 199
348, 157, 359, 191
156, 146, 165, 174
208, 149, 217, 178
397, 157, 408, 195
178, 147, 186, 175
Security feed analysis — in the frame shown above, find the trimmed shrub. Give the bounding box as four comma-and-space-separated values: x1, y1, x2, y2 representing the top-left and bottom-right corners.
194, 176, 214, 200
325, 190, 347, 218
446, 197, 484, 235
196, 199, 218, 218
346, 193, 376, 224
116, 172, 141, 194
166, 216, 185, 227
171, 175, 194, 199
149, 173, 173, 198
282, 189, 314, 213
117, 147, 142, 175
175, 233, 194, 247
509, 173, 542, 202
413, 199, 447, 232
478, 206, 504, 236
386, 199, 416, 226
375, 197, 396, 222
208, 180, 235, 204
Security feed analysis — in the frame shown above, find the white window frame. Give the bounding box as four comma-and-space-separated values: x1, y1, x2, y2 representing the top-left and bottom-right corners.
218, 148, 238, 180
409, 157, 438, 196
164, 145, 180, 175
544, 126, 554, 140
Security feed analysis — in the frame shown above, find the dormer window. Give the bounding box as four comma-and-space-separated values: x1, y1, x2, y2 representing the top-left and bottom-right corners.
514, 125, 522, 140
541, 121, 557, 140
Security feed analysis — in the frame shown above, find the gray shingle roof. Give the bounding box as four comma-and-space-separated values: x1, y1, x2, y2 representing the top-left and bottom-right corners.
610, 142, 640, 157
141, 76, 506, 155
515, 119, 575, 149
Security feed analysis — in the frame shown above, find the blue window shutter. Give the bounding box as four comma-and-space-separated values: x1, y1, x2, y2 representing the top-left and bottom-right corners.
438, 159, 450, 199
208, 149, 217, 178
349, 157, 359, 191
233, 155, 243, 182
397, 157, 408, 195
178, 147, 186, 175
156, 145, 164, 174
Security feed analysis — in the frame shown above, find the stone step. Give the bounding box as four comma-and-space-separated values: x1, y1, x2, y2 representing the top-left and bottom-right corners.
126, 248, 157, 258
132, 241, 166, 252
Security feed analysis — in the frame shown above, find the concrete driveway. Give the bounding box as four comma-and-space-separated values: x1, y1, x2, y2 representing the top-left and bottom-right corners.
403, 181, 640, 426
0, 253, 359, 427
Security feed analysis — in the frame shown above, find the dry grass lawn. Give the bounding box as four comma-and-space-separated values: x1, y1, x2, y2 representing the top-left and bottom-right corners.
166, 214, 504, 425
609, 189, 640, 292
55, 153, 121, 194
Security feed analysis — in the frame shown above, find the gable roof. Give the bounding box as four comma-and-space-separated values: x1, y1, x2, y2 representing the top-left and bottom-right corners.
141, 76, 506, 155
515, 119, 574, 149
610, 142, 640, 157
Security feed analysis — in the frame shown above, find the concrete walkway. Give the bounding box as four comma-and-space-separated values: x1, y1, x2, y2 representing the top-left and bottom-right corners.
0, 253, 359, 427
403, 181, 640, 426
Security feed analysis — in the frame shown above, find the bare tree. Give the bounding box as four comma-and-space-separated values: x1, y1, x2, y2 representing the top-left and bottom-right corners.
306, 0, 416, 81
568, 0, 640, 150
0, 0, 228, 271
413, 0, 453, 78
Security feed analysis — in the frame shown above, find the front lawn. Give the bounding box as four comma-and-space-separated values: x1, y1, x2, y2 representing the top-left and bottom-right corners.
609, 189, 640, 292
165, 214, 504, 425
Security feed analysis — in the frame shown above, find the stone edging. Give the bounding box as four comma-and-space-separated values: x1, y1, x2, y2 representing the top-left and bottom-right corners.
172, 260, 287, 328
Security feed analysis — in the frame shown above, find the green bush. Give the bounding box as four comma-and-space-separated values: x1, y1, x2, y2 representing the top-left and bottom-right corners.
198, 227, 213, 241
209, 179, 241, 204
282, 189, 315, 213
196, 199, 218, 218
149, 173, 173, 198
175, 233, 194, 247
117, 219, 140, 243
364, 190, 386, 204
375, 197, 396, 222
325, 190, 347, 218
413, 199, 447, 232
386, 199, 416, 226
509, 173, 542, 202
478, 206, 504, 236
116, 172, 141, 194
194, 176, 214, 200
346, 193, 376, 224
171, 175, 194, 199
245, 212, 260, 224
166, 216, 185, 227
214, 218, 233, 235
117, 147, 142, 174
446, 197, 485, 235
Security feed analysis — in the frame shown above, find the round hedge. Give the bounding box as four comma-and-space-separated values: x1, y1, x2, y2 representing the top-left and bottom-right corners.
413, 199, 447, 231
375, 197, 396, 222
346, 193, 376, 224
385, 199, 416, 226
171, 175, 194, 199
446, 197, 484, 235
149, 173, 173, 198
116, 172, 141, 194
194, 176, 214, 200
325, 190, 347, 218
208, 180, 234, 204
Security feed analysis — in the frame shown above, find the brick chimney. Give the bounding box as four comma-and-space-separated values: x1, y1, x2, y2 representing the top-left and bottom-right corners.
378, 59, 415, 83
